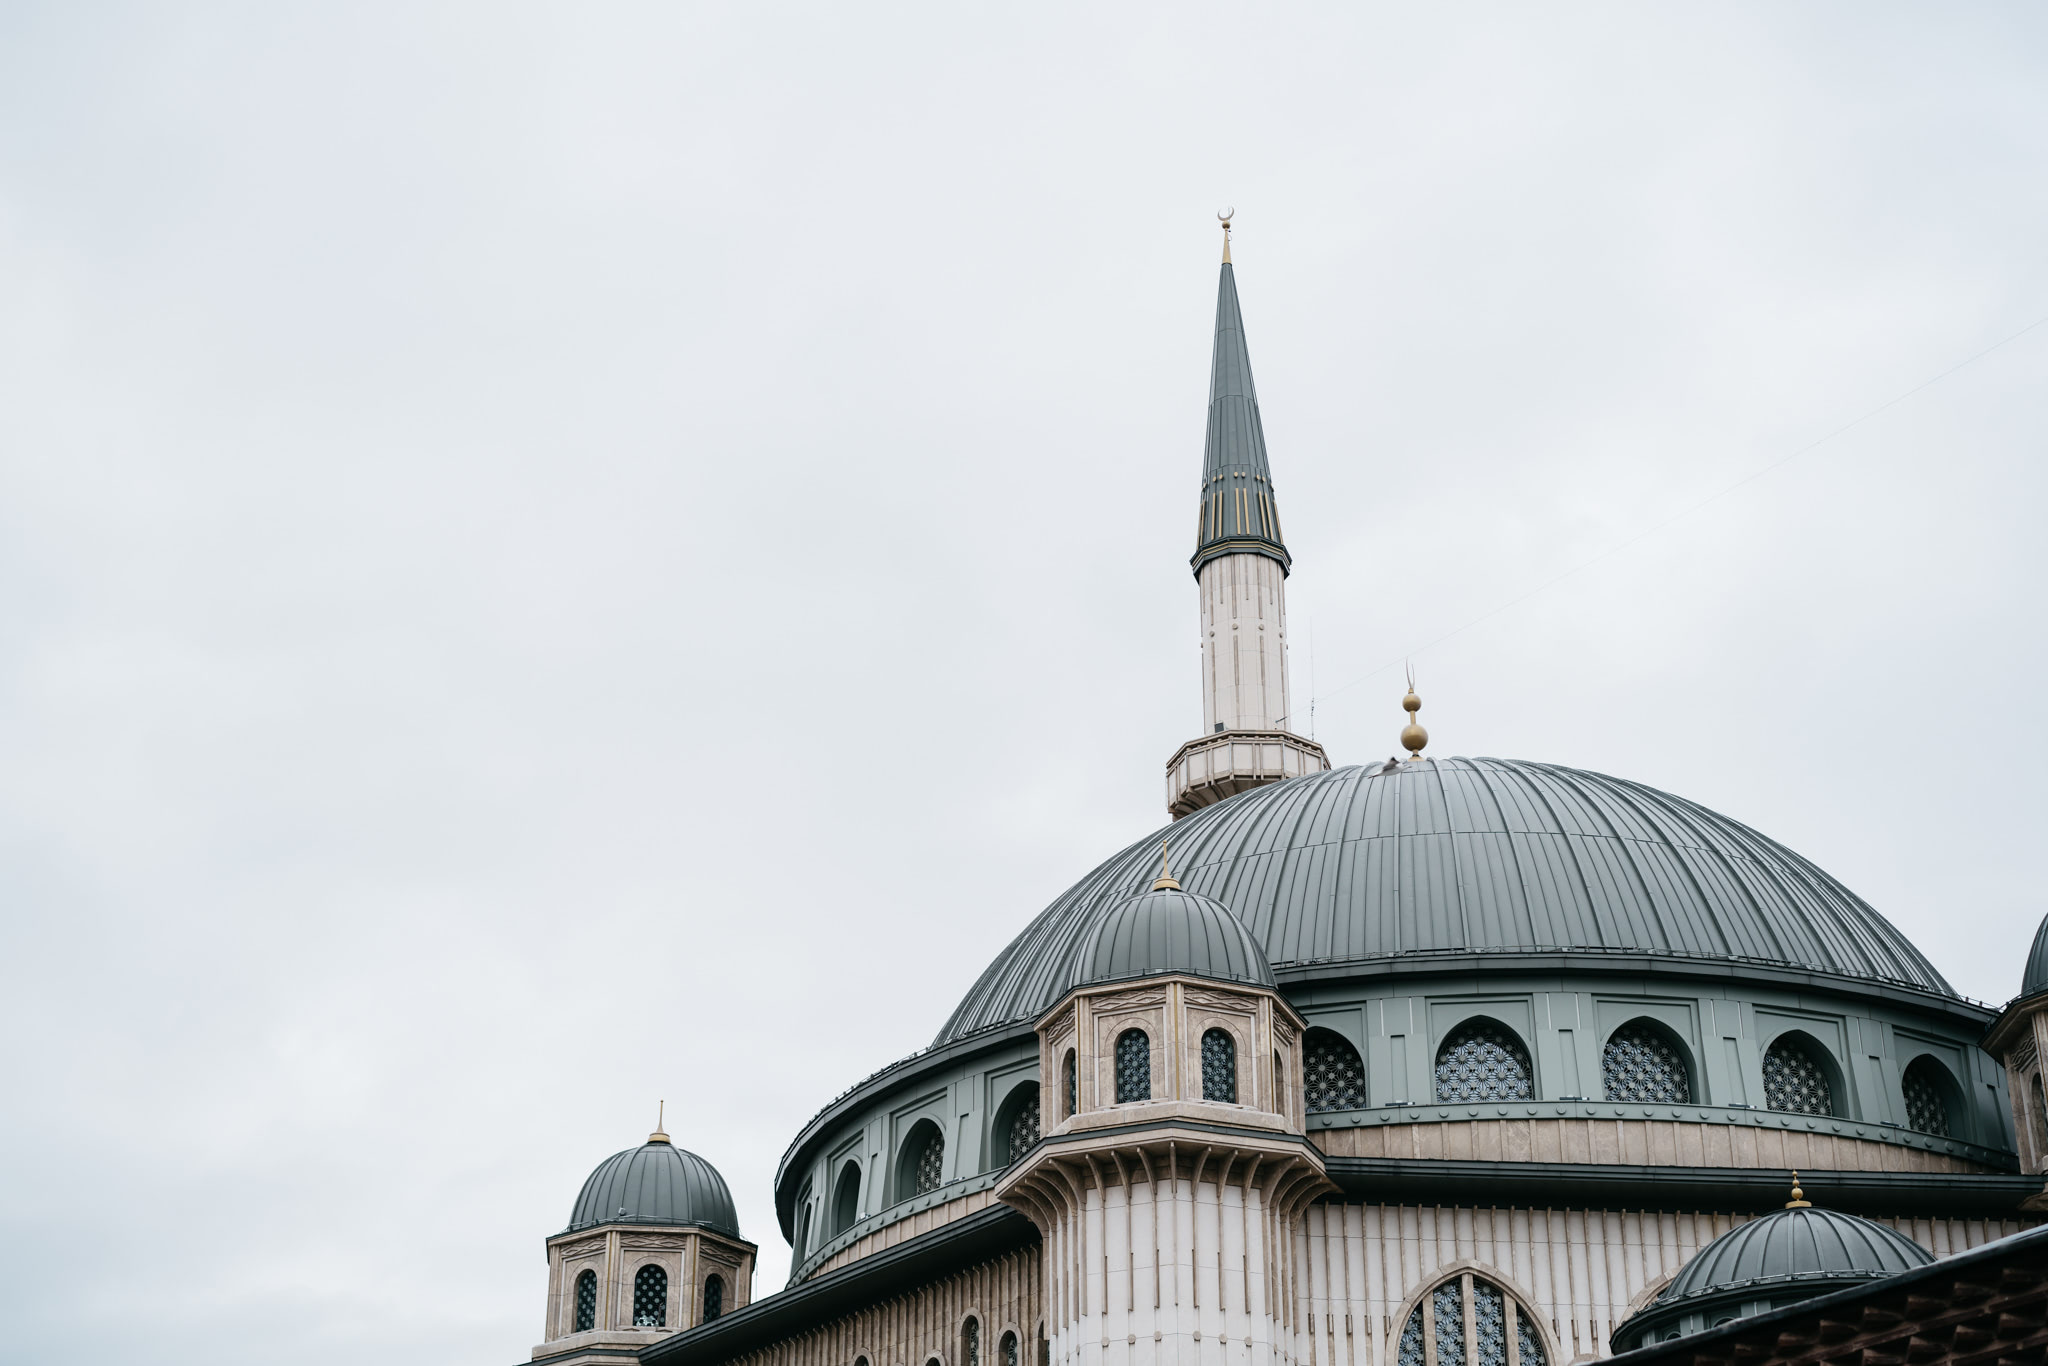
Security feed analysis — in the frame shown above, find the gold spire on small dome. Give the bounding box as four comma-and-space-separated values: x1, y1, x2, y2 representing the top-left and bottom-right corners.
1399, 667, 1428, 760
1218, 207, 1234, 264
1785, 1171, 1811, 1208
1152, 840, 1182, 892
649, 1100, 671, 1145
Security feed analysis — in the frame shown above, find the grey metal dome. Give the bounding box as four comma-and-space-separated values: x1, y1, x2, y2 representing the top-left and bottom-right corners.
1618, 1202, 1931, 1343
566, 1137, 740, 1236
2022, 913, 2048, 998
936, 758, 1952, 1046
1073, 887, 1277, 991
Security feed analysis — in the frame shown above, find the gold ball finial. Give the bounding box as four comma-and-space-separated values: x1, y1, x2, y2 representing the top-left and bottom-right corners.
1151, 840, 1182, 892
1785, 1171, 1811, 1208
1399, 671, 1427, 759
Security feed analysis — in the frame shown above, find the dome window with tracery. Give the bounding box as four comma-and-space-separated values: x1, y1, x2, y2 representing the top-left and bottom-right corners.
1764, 1036, 1836, 1117
632, 1264, 667, 1327
1115, 1029, 1151, 1103
1201, 1027, 1237, 1102
1601, 1021, 1691, 1104
999, 1084, 1041, 1163
899, 1121, 945, 1198
703, 1273, 724, 1323
1304, 1028, 1365, 1113
574, 1269, 597, 1333
1435, 1021, 1534, 1103
1396, 1273, 1548, 1366
1901, 1057, 1954, 1136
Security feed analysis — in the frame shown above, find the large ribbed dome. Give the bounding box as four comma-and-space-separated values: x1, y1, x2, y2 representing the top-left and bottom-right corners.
936, 758, 1950, 1045
566, 1138, 740, 1236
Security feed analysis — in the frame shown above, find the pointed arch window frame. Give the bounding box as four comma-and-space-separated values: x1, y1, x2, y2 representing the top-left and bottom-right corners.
1389, 1265, 1556, 1366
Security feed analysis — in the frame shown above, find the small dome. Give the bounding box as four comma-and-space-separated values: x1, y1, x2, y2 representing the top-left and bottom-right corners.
1619, 1203, 1930, 1344
2023, 913, 2048, 998
1072, 888, 1276, 991
566, 1137, 740, 1236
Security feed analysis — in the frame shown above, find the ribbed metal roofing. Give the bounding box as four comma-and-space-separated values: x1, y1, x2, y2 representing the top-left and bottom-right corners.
935, 758, 1953, 1045
566, 1139, 740, 1236
1191, 260, 1289, 577
1657, 1205, 1932, 1302
1074, 888, 1277, 991
2023, 914, 2048, 998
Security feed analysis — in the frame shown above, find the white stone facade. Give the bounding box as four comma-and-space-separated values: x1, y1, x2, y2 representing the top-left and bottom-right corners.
1197, 554, 1291, 734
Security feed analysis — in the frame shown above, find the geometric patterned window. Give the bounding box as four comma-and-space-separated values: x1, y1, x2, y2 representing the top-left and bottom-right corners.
702, 1273, 724, 1323
1201, 1028, 1237, 1102
1001, 1331, 1019, 1366
632, 1264, 667, 1327
1434, 1021, 1534, 1103
1304, 1028, 1366, 1113
1064, 1050, 1078, 1118
1601, 1021, 1691, 1104
964, 1316, 980, 1366
1763, 1036, 1836, 1117
1396, 1273, 1548, 1366
1115, 1029, 1151, 1103
902, 1122, 945, 1198
2033, 1075, 2048, 1158
574, 1268, 597, 1333
1901, 1057, 1953, 1137
1004, 1086, 1041, 1163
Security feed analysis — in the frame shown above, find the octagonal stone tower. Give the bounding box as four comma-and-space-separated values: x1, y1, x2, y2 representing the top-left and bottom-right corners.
1165, 222, 1327, 819
996, 865, 1332, 1366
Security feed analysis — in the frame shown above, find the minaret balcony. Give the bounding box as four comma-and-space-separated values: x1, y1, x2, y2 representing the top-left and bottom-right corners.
1165, 728, 1328, 819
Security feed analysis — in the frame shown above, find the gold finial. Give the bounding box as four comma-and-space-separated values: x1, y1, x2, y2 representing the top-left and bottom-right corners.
1399, 665, 1428, 760
1785, 1171, 1810, 1208
1152, 840, 1182, 892
1218, 207, 1234, 264
649, 1100, 670, 1145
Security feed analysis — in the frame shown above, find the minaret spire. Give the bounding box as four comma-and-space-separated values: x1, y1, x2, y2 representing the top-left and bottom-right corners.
1164, 217, 1329, 819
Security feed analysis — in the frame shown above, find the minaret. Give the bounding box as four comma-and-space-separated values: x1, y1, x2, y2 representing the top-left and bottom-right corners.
1164, 217, 1330, 819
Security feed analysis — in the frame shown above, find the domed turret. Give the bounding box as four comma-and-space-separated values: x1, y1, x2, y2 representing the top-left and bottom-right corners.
1617, 1186, 1931, 1348
1072, 886, 1276, 992
2022, 913, 2048, 999
539, 1123, 756, 1349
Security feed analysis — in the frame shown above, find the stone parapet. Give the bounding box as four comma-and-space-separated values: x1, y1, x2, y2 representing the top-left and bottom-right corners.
1165, 729, 1327, 819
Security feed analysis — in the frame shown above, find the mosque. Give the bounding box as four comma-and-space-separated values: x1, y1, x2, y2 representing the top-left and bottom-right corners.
520, 221, 2048, 1366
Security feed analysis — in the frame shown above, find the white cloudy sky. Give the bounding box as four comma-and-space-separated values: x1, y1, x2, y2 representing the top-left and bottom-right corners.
1, 4, 2043, 1363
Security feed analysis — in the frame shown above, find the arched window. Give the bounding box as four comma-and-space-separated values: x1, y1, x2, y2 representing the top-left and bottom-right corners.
574, 1268, 597, 1333
1305, 1028, 1366, 1113
2032, 1075, 2048, 1158
1901, 1057, 1957, 1137
1201, 1027, 1237, 1102
898, 1119, 945, 1199
855, 1356, 870, 1366
1001, 1330, 1019, 1366
1435, 1020, 1534, 1102
998, 1083, 1041, 1164
633, 1264, 668, 1327
1601, 1020, 1692, 1104
1115, 1029, 1151, 1103
1763, 1034, 1837, 1117
795, 1199, 813, 1261
702, 1273, 724, 1323
832, 1160, 861, 1235
1063, 1049, 1077, 1118
1396, 1272, 1549, 1366
963, 1315, 981, 1366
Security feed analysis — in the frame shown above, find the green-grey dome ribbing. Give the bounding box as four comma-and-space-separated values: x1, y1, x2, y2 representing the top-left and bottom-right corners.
1191, 261, 1289, 577
2022, 913, 2048, 998
566, 1139, 740, 1236
1074, 888, 1277, 991
934, 758, 1953, 1046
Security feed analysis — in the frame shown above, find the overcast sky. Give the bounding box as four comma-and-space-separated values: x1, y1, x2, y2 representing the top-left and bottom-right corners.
1, 4, 2044, 1363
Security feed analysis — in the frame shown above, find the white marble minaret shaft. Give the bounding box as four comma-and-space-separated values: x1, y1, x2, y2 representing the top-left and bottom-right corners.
1165, 231, 1328, 819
